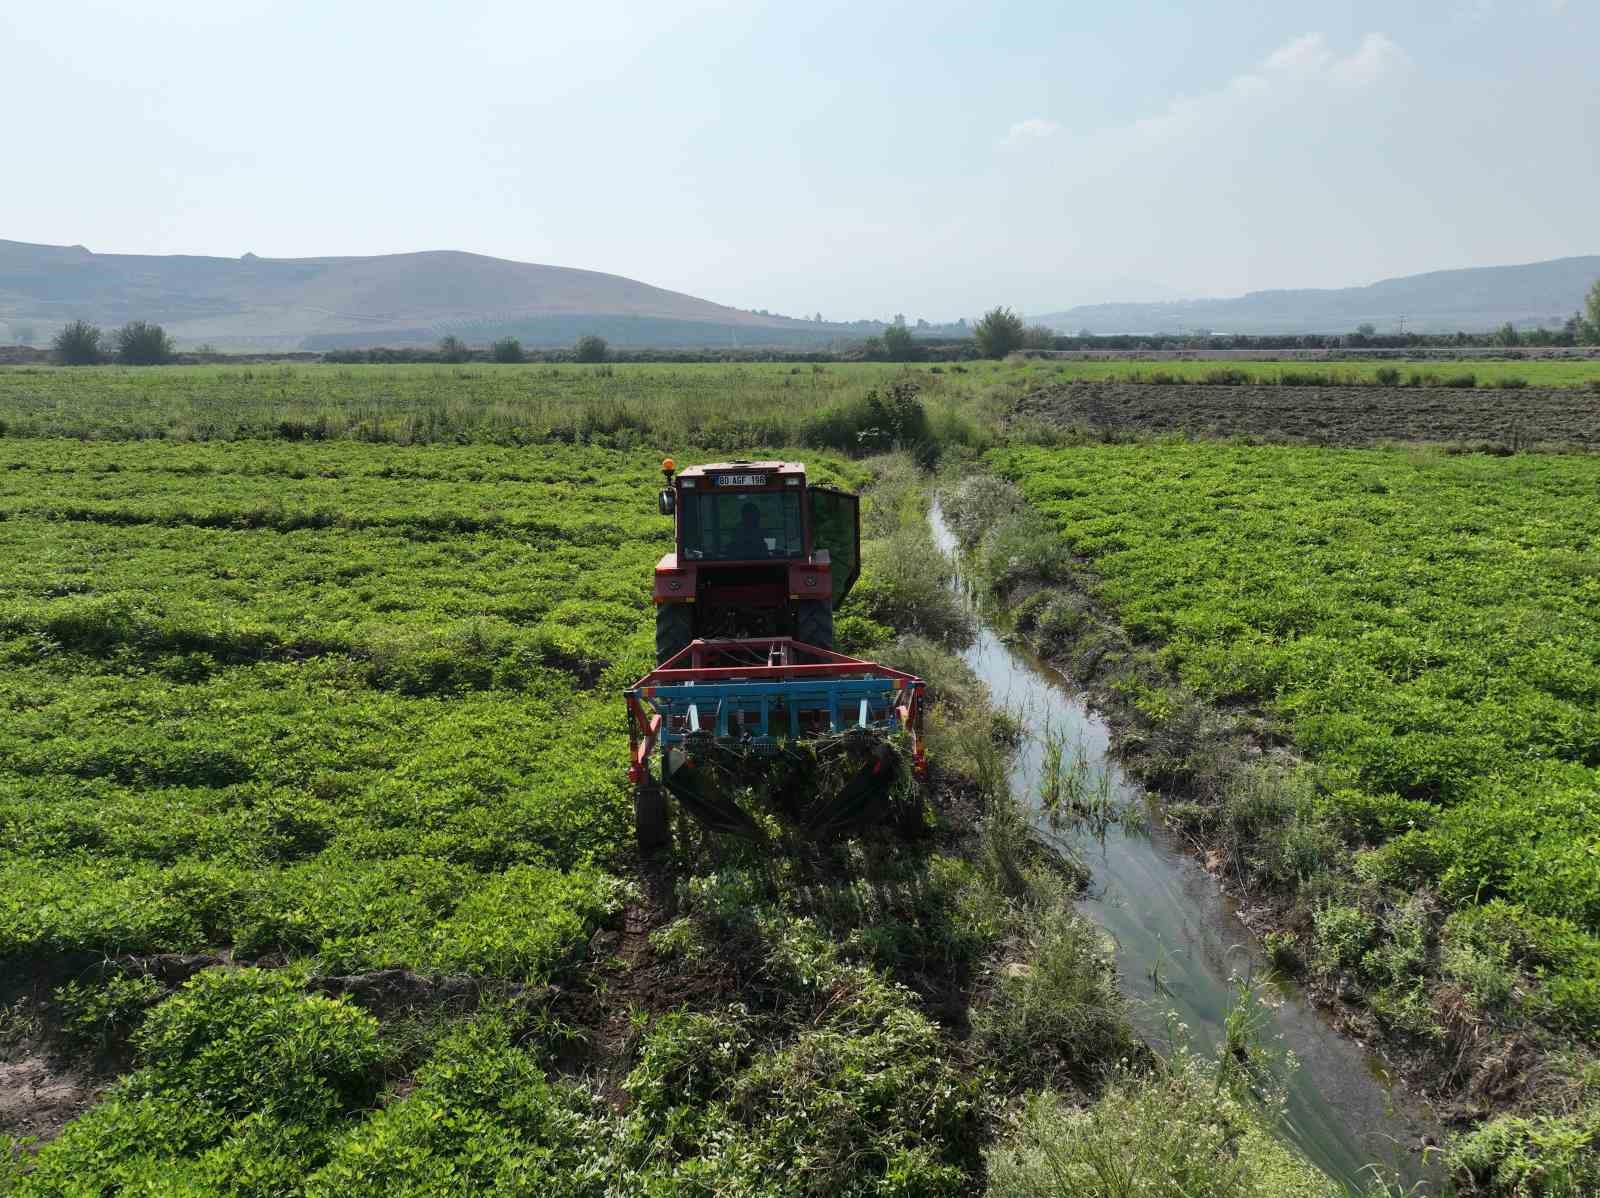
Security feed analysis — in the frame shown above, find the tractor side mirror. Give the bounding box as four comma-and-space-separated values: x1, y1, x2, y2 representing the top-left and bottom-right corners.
658, 489, 675, 516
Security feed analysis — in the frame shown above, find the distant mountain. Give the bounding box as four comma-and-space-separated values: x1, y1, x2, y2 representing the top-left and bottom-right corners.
0, 240, 853, 350
1035, 256, 1600, 336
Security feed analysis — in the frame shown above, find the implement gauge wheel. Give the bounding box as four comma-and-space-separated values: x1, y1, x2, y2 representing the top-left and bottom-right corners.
636, 781, 670, 855
655, 601, 693, 665
794, 599, 834, 652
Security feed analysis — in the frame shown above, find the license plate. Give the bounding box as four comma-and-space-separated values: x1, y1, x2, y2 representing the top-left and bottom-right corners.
716, 474, 767, 487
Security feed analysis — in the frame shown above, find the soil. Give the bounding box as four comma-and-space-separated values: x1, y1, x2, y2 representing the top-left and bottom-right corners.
1012, 382, 1600, 449
0, 1057, 100, 1142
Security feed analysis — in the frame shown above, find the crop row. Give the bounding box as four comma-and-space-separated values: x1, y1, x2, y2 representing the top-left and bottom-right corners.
0, 441, 869, 978
993, 442, 1600, 1021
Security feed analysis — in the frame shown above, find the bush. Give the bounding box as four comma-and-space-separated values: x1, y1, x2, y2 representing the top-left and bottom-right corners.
1022, 324, 1057, 351
134, 968, 383, 1116
800, 380, 930, 457
52, 319, 103, 365
846, 527, 972, 646
1034, 596, 1088, 655
436, 335, 469, 363
1451, 1109, 1600, 1197
574, 334, 609, 363
54, 972, 164, 1052
882, 322, 919, 362
979, 510, 1074, 594
939, 475, 1026, 553
115, 321, 175, 365
974, 307, 1026, 359
1278, 370, 1336, 387
1374, 367, 1401, 386
486, 336, 522, 363
1494, 376, 1530, 390
1314, 902, 1377, 970
1441, 915, 1516, 1013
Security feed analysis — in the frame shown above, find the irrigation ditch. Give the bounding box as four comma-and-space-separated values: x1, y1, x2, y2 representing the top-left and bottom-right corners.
928, 496, 1444, 1193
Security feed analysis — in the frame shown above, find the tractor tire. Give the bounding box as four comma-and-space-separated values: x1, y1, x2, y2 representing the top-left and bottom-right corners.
636, 782, 670, 855
655, 601, 693, 665
794, 599, 834, 652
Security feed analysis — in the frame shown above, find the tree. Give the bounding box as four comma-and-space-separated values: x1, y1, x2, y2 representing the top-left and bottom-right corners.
1022, 324, 1056, 350
1493, 321, 1520, 347
437, 334, 469, 363
882, 322, 918, 362
574, 334, 608, 363
1585, 278, 1600, 344
1355, 322, 1377, 337
115, 321, 174, 365
973, 306, 1025, 358
491, 336, 524, 363
52, 320, 103, 365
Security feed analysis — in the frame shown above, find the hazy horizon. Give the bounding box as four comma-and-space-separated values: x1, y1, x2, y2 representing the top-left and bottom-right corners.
5, 1, 1596, 323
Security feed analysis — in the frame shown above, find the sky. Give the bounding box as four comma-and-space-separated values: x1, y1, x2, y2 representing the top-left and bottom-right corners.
3, 0, 1597, 321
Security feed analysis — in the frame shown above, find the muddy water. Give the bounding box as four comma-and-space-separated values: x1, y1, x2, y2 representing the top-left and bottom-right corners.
929, 501, 1440, 1193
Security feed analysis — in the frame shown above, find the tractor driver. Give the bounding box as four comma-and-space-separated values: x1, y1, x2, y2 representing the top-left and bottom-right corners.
726, 501, 770, 559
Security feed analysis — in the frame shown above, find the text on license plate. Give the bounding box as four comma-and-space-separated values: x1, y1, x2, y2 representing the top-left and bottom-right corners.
716, 474, 767, 486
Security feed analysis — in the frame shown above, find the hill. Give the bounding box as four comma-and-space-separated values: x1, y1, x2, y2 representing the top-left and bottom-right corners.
0, 240, 852, 350
1036, 255, 1600, 336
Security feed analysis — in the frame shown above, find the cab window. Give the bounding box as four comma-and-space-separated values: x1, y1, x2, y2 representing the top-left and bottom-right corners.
682, 491, 803, 560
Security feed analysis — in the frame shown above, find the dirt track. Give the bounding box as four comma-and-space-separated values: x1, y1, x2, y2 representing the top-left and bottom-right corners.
1012, 383, 1600, 449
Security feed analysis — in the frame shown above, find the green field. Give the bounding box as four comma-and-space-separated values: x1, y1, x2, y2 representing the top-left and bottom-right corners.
0, 363, 999, 446
10, 362, 1600, 1194
0, 441, 733, 973
1, 358, 1597, 448
993, 443, 1600, 1025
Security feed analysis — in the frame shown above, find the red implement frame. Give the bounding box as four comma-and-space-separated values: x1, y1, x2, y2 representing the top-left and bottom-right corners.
624, 637, 926, 785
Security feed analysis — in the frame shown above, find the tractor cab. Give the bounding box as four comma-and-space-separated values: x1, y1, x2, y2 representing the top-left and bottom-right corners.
652, 459, 860, 663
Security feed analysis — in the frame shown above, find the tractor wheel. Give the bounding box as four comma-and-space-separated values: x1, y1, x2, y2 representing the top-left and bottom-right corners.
636, 782, 670, 855
794, 599, 834, 651
655, 601, 693, 665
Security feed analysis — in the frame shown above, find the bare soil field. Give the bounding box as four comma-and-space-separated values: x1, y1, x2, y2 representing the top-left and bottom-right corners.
1013, 382, 1600, 448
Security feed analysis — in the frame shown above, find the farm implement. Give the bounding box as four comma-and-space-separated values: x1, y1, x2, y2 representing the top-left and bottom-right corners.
624, 459, 925, 850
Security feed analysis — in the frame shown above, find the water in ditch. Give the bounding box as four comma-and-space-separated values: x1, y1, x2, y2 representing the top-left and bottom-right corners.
929, 500, 1441, 1193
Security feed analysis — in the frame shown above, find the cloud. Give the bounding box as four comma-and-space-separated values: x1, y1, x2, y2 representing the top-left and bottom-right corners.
999, 118, 1061, 149
1264, 32, 1335, 77
1327, 33, 1408, 86
1130, 32, 1406, 143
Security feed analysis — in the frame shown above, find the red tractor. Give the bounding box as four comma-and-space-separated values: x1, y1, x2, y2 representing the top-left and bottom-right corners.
649, 458, 860, 662
624, 458, 925, 850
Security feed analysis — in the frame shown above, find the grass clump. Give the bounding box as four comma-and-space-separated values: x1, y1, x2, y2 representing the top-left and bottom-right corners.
845, 454, 973, 646
984, 1051, 1339, 1198
973, 904, 1133, 1089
